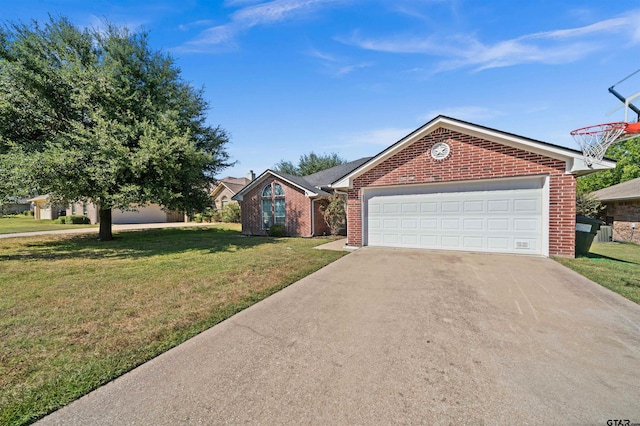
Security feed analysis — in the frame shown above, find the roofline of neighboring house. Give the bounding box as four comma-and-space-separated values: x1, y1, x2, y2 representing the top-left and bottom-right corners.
596, 195, 640, 202
331, 115, 617, 189
210, 182, 237, 198
232, 170, 321, 201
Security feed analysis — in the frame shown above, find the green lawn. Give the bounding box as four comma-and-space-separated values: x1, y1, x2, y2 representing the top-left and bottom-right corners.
0, 214, 96, 234
554, 241, 640, 304
0, 225, 347, 425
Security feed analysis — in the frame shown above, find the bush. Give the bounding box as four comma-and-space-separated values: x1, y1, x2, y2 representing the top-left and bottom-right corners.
320, 194, 346, 235
576, 192, 603, 218
193, 213, 203, 223
221, 203, 241, 223
64, 215, 90, 224
54, 217, 66, 224
268, 224, 285, 237
211, 209, 222, 222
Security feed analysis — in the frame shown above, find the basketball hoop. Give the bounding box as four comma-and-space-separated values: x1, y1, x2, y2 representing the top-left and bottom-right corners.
570, 122, 640, 166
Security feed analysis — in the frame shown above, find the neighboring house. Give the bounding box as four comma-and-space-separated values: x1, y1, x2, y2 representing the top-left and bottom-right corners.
594, 177, 640, 244
210, 174, 253, 211
67, 201, 184, 224
239, 116, 614, 257
29, 195, 64, 220
1, 197, 31, 215
232, 157, 371, 237
29, 195, 184, 224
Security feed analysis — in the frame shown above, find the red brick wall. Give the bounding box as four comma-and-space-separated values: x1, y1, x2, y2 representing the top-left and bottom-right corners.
606, 200, 640, 243
347, 127, 577, 257
239, 176, 314, 237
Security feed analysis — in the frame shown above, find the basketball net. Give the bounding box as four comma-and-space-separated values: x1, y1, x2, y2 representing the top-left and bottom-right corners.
570, 122, 640, 166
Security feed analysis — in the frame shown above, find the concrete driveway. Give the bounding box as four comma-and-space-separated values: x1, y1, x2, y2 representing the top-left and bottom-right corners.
39, 248, 640, 425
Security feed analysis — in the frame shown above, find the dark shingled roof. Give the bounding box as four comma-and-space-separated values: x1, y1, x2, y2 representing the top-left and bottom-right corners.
303, 157, 372, 188
594, 177, 640, 201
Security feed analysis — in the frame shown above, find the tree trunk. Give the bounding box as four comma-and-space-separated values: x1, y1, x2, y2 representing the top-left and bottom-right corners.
98, 208, 113, 241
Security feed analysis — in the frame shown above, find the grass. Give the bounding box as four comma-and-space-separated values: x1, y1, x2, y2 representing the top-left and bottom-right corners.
0, 214, 96, 234
554, 241, 640, 304
0, 224, 347, 425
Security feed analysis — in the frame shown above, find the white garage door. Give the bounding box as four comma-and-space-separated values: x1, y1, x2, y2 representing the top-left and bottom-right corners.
365, 178, 545, 255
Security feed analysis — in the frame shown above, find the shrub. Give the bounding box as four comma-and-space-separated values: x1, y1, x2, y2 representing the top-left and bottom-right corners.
193, 213, 203, 223
55, 217, 66, 224
221, 203, 241, 223
320, 194, 346, 235
211, 209, 222, 222
64, 215, 90, 224
576, 192, 603, 218
268, 224, 285, 237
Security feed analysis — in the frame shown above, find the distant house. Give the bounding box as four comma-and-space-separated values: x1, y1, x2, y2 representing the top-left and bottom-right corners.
1, 197, 31, 215
232, 158, 370, 237
67, 201, 184, 224
29, 195, 64, 220
594, 177, 640, 244
210, 173, 253, 211
29, 195, 184, 224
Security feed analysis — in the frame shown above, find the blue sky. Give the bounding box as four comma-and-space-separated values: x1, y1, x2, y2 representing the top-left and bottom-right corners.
5, 1, 640, 179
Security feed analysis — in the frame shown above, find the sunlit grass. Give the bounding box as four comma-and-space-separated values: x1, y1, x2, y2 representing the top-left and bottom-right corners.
554, 241, 640, 304
0, 214, 96, 234
0, 225, 346, 425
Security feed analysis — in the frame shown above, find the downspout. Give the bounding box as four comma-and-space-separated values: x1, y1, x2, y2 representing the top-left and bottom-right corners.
311, 198, 317, 237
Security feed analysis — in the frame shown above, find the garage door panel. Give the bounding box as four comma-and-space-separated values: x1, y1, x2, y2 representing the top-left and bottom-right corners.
402, 219, 418, 229
488, 200, 509, 212
366, 181, 544, 255
463, 218, 483, 230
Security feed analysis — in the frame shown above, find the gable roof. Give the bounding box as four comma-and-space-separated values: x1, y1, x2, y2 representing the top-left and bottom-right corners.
232, 158, 370, 201
593, 177, 640, 201
304, 157, 373, 189
332, 115, 616, 189
210, 177, 252, 198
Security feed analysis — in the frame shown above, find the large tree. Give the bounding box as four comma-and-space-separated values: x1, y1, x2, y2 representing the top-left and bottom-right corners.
0, 17, 231, 240
577, 137, 640, 193
274, 152, 345, 176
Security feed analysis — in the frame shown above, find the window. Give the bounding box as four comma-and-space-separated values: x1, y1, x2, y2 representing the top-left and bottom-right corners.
83, 202, 88, 216
221, 196, 229, 209
261, 182, 285, 229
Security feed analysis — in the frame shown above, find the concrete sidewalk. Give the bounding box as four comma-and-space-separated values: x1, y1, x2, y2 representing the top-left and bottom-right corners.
0, 221, 221, 239
38, 248, 640, 425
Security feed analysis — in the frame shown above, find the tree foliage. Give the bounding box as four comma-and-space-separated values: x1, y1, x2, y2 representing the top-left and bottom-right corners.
274, 152, 345, 176
321, 194, 346, 236
577, 137, 640, 193
0, 17, 232, 240
575, 192, 603, 218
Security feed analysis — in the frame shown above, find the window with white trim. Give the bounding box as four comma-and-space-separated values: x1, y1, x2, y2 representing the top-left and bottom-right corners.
221, 196, 229, 209
261, 182, 285, 229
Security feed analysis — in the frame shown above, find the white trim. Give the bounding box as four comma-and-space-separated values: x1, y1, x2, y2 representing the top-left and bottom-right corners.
332, 116, 615, 189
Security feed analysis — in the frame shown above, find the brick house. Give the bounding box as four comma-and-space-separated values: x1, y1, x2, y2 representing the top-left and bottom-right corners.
594, 177, 640, 244
330, 116, 614, 257
210, 174, 253, 211
232, 158, 370, 237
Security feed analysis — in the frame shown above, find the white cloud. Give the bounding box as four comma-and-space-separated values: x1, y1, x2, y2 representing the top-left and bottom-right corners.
178, 0, 345, 52
341, 9, 640, 71
307, 47, 373, 76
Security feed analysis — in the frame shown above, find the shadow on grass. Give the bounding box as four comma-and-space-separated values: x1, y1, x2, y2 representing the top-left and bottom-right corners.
0, 227, 281, 261
579, 251, 639, 265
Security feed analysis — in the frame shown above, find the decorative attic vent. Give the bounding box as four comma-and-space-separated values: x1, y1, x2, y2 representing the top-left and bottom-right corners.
515, 240, 530, 249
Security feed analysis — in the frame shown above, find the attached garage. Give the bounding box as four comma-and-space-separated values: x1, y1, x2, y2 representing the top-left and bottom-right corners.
332, 116, 616, 258
364, 177, 545, 255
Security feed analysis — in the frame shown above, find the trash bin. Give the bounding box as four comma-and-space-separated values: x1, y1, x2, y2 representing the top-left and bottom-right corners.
575, 215, 603, 255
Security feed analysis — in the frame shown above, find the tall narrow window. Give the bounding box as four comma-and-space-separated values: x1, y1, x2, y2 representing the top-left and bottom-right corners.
221, 196, 229, 209
261, 182, 285, 229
